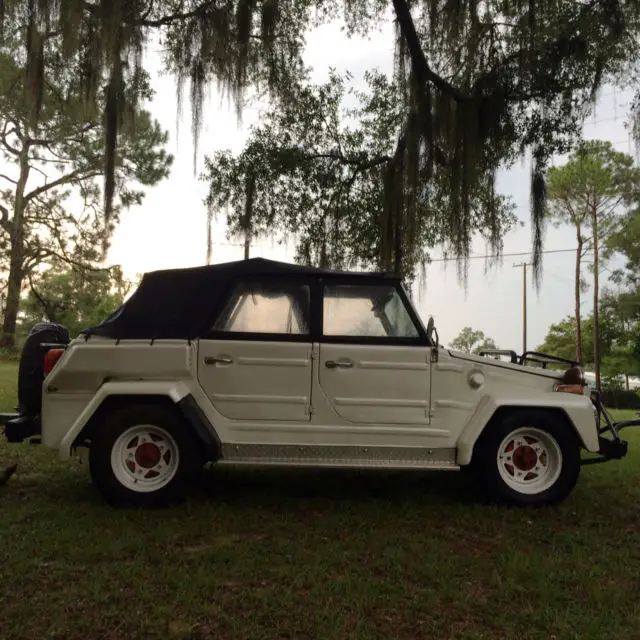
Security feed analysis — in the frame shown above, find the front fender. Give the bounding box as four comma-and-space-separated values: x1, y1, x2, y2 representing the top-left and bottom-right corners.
57, 380, 192, 458
456, 392, 599, 465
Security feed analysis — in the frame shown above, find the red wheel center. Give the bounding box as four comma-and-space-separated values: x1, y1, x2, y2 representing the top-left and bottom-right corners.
135, 442, 162, 469
512, 445, 538, 471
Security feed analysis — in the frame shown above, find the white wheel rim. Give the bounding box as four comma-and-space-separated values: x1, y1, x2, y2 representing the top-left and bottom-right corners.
110, 425, 180, 493
496, 427, 563, 495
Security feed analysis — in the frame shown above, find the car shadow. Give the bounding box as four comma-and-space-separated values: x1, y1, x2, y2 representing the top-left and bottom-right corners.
194, 464, 477, 508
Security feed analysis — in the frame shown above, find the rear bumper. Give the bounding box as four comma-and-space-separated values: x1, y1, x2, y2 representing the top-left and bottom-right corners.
0, 413, 41, 443
582, 392, 640, 466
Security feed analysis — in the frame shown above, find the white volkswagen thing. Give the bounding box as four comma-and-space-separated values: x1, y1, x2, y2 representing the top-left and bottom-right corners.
1, 258, 637, 507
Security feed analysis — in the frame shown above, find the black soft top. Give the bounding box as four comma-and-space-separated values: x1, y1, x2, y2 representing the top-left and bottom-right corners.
82, 258, 399, 340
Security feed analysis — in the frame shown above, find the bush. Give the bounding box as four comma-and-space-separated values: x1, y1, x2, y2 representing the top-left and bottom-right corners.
0, 347, 20, 363
600, 388, 640, 410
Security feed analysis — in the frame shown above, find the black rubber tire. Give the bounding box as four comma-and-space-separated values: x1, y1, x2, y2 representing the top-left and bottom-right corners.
469, 409, 581, 507
89, 403, 201, 508
18, 322, 69, 415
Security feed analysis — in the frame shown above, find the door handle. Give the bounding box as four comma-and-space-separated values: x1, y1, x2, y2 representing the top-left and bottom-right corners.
325, 359, 354, 369
204, 356, 233, 365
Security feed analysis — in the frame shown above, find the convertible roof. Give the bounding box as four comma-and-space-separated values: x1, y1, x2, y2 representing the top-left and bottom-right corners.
82, 258, 399, 340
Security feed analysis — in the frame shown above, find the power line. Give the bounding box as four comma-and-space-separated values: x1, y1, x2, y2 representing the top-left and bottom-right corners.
429, 247, 588, 263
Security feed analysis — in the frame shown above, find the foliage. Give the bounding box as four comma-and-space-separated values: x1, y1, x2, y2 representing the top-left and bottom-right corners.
599, 388, 640, 409
537, 300, 640, 382
0, 38, 172, 347
449, 326, 498, 354
547, 141, 638, 251
202, 71, 517, 280
607, 208, 640, 289
0, 0, 313, 221
4, 1, 640, 279
20, 264, 132, 339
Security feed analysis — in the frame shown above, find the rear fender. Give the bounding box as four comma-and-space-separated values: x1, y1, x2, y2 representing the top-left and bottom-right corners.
456, 393, 599, 465
58, 381, 219, 460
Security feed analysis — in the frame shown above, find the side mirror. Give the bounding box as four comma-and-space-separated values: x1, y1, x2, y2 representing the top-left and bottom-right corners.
426, 316, 438, 346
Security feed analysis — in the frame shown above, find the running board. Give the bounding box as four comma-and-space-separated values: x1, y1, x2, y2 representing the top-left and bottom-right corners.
219, 443, 460, 470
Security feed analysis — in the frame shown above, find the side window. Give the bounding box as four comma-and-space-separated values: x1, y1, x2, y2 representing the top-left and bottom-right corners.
214, 281, 311, 335
323, 284, 420, 338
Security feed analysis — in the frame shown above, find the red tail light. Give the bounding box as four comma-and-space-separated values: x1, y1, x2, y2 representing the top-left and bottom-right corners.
43, 348, 65, 375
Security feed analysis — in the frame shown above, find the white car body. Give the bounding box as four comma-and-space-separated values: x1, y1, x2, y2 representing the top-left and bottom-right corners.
42, 336, 600, 468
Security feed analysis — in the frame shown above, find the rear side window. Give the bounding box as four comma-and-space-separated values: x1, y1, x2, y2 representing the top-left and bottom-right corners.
213, 281, 311, 335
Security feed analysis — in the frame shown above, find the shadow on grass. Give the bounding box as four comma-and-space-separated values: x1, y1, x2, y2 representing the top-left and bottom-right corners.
195, 465, 476, 508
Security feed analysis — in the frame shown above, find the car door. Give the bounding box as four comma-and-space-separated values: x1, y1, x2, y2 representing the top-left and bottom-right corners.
316, 282, 433, 426
197, 278, 313, 422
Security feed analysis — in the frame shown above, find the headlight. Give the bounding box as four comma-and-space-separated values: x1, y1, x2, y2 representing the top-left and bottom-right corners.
554, 383, 587, 395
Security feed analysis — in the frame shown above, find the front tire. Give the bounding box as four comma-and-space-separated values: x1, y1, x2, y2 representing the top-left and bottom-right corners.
89, 404, 200, 507
470, 409, 581, 506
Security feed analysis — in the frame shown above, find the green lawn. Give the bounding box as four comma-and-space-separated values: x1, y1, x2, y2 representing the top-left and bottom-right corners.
1, 362, 640, 640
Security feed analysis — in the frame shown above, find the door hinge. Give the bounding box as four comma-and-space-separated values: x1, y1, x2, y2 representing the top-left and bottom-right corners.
431, 347, 438, 363
306, 404, 315, 416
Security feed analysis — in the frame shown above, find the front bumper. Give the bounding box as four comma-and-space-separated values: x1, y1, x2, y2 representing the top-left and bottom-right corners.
582, 392, 640, 466
0, 413, 41, 443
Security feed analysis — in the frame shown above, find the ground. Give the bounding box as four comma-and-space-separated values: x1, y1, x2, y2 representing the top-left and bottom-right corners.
1, 361, 639, 640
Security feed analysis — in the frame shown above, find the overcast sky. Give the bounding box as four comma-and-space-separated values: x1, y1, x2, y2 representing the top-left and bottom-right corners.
106, 20, 636, 351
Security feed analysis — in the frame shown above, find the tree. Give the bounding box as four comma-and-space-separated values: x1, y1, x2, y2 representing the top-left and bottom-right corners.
546, 141, 640, 388
3, 1, 639, 278
607, 208, 640, 289
450, 327, 498, 354
202, 71, 517, 279
0, 44, 172, 348
21, 263, 133, 339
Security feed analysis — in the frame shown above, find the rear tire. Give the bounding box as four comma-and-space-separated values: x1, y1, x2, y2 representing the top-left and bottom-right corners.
18, 322, 69, 416
89, 404, 201, 507
470, 409, 581, 506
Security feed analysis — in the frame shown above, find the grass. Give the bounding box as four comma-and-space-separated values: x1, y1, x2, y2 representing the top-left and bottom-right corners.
1, 362, 640, 640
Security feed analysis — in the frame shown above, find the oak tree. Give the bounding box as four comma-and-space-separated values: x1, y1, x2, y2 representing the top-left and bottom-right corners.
2, 0, 639, 281
450, 326, 498, 354
202, 71, 517, 280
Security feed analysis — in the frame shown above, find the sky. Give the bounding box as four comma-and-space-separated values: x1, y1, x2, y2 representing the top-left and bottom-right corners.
105, 20, 637, 352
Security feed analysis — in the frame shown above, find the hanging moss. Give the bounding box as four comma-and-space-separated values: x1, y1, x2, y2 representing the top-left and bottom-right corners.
4, 0, 638, 278
1, 0, 302, 248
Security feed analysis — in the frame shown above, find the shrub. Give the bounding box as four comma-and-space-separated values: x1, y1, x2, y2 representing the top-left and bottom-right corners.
600, 388, 640, 410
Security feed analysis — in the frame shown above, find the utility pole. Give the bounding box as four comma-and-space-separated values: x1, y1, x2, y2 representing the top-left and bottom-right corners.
513, 262, 531, 354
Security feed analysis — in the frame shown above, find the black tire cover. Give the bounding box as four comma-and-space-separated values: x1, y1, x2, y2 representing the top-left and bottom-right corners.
18, 323, 70, 416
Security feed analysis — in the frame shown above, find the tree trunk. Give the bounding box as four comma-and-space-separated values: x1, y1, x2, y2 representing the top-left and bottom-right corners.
575, 230, 583, 364
243, 172, 255, 260
593, 199, 601, 392
1, 144, 31, 350
626, 373, 630, 391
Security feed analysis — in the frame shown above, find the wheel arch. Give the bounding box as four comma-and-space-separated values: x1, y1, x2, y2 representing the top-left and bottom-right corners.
458, 401, 598, 466
70, 393, 221, 463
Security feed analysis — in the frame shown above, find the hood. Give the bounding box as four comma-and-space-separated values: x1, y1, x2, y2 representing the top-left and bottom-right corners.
446, 349, 568, 380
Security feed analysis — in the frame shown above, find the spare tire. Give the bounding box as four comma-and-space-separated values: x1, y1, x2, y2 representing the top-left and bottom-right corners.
18, 323, 70, 416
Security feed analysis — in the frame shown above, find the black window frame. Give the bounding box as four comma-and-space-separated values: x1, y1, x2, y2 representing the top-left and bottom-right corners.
317, 279, 430, 346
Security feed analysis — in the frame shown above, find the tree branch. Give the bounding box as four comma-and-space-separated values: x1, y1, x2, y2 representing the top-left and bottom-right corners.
134, 0, 220, 27
391, 0, 467, 102
0, 121, 21, 156
24, 169, 102, 204
0, 202, 10, 230
0, 173, 17, 185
